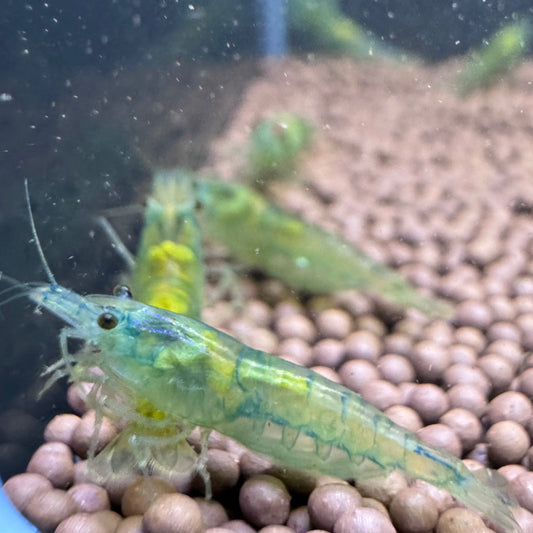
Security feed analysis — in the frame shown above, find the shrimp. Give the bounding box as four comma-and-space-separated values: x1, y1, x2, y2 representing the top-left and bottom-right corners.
108, 168, 204, 319
196, 179, 454, 318
13, 278, 517, 531
244, 113, 313, 186
456, 20, 531, 97
7, 183, 519, 533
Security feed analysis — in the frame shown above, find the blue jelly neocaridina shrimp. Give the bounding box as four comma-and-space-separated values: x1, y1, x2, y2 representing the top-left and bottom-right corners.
4, 186, 521, 533
93, 169, 206, 486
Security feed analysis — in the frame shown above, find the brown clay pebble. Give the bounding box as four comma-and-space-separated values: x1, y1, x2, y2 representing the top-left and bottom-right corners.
454, 327, 486, 352
121, 477, 176, 516
277, 338, 313, 367
197, 448, 240, 494
477, 354, 514, 394
23, 488, 78, 533
246, 299, 272, 327
487, 421, 531, 466
487, 295, 516, 322
466, 442, 489, 466
275, 314, 316, 343
66, 382, 93, 415
333, 507, 396, 533
67, 482, 110, 513
334, 290, 373, 316
221, 519, 257, 533
143, 493, 204, 533
359, 380, 402, 411
383, 333, 412, 356
436, 507, 488, 533
410, 479, 454, 513
308, 483, 362, 531
239, 475, 291, 528
447, 384, 487, 418
384, 405, 423, 432
422, 320, 454, 346
442, 364, 490, 397
513, 506, 533, 532
354, 315, 386, 337
43, 413, 81, 445
487, 391, 533, 426
440, 408, 482, 453
247, 327, 278, 353
511, 471, 533, 513
360, 496, 389, 517
55, 511, 121, 533
70, 409, 118, 458
518, 313, 533, 350
116, 515, 144, 533
287, 506, 311, 533
195, 497, 230, 528
409, 340, 451, 382
407, 384, 450, 424
355, 471, 407, 506
417, 424, 462, 457
448, 344, 477, 366
316, 308, 352, 339
455, 300, 493, 330
345, 330, 382, 363
312, 338, 346, 367
258, 526, 294, 533
487, 321, 521, 343
498, 464, 527, 482
377, 354, 415, 384
3, 473, 52, 512
338, 359, 380, 393
26, 441, 74, 489
485, 339, 524, 371
389, 487, 439, 533
518, 368, 533, 401
310, 365, 341, 383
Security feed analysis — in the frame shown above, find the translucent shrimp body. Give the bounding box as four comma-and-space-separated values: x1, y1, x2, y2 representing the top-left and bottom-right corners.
131, 169, 203, 318
196, 180, 454, 319
27, 282, 519, 532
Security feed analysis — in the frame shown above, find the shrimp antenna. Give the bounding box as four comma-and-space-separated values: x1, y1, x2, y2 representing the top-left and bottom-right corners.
24, 179, 57, 285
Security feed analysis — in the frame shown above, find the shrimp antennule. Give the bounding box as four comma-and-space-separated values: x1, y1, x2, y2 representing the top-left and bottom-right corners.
24, 178, 57, 286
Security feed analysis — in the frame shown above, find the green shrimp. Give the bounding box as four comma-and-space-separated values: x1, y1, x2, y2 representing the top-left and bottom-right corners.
8, 185, 518, 532
130, 169, 204, 318
245, 113, 313, 186
456, 20, 531, 97
14, 277, 518, 532
196, 179, 454, 319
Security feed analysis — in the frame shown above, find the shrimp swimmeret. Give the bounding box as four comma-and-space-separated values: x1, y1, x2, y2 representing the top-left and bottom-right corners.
7, 184, 521, 533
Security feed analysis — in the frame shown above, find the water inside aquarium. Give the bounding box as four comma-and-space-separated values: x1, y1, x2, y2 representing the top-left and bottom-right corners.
1, 1, 533, 531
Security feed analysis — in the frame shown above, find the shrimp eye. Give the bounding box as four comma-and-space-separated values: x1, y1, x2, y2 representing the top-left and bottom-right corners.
97, 312, 119, 330
113, 284, 132, 299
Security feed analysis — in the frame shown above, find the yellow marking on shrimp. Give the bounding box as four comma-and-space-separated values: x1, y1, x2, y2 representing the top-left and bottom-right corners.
135, 397, 167, 420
